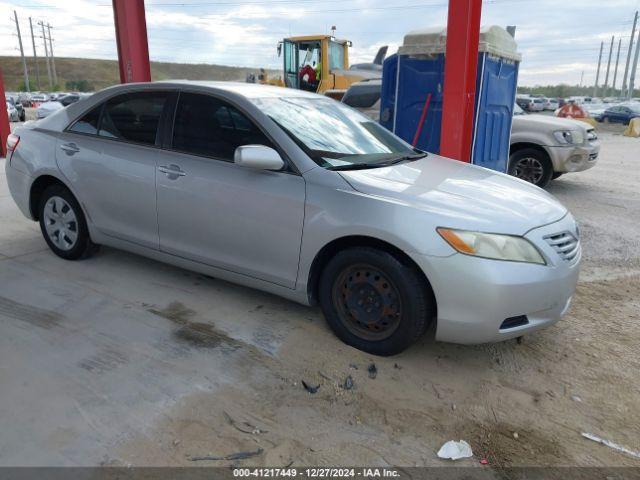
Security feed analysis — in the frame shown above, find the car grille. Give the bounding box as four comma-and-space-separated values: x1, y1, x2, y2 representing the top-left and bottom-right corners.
544, 231, 580, 262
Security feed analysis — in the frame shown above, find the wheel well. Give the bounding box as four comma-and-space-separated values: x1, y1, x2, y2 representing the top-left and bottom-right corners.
307, 236, 436, 310
509, 142, 551, 164
29, 175, 67, 220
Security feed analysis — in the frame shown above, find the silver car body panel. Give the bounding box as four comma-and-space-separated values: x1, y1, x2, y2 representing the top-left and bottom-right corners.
6, 81, 582, 345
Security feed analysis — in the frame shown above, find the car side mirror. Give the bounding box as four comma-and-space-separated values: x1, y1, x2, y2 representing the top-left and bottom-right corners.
234, 145, 285, 171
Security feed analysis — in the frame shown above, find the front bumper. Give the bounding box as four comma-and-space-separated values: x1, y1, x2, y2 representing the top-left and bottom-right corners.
414, 214, 581, 344
547, 140, 600, 173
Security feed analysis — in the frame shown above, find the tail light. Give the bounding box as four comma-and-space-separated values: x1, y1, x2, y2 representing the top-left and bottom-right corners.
7, 133, 20, 163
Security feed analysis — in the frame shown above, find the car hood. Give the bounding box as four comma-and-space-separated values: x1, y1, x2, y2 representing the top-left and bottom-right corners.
513, 114, 588, 130
338, 154, 568, 235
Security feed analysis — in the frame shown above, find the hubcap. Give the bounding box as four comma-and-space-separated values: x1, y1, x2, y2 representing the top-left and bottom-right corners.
513, 157, 544, 184
43, 196, 78, 251
332, 264, 402, 341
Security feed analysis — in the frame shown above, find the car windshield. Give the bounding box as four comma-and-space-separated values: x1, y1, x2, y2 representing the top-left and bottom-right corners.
252, 96, 420, 169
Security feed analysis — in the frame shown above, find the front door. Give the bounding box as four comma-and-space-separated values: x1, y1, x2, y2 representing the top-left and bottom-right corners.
56, 91, 171, 249
155, 92, 305, 288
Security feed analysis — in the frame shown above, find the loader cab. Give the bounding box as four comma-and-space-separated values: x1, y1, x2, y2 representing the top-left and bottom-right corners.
278, 35, 350, 93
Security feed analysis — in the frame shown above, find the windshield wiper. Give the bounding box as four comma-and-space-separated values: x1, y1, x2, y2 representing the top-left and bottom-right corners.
327, 153, 428, 171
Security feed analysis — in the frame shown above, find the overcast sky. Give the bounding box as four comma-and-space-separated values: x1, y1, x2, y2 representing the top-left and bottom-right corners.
1, 0, 639, 86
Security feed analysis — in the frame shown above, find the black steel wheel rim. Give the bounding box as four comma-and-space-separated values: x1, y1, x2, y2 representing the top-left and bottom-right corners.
332, 263, 402, 341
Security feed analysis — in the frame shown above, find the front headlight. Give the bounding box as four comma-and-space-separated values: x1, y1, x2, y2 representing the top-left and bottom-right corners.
437, 228, 546, 265
553, 130, 584, 145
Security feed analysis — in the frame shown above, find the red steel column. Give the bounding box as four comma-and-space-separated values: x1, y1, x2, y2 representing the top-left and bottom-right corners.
0, 69, 11, 158
439, 0, 482, 162
112, 0, 151, 83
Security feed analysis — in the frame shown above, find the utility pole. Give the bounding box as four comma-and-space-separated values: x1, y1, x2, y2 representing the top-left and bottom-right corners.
612, 38, 622, 96
29, 17, 41, 91
629, 26, 640, 99
12, 10, 30, 91
594, 41, 603, 97
580, 70, 584, 87
38, 21, 52, 89
46, 23, 57, 86
603, 36, 614, 97
621, 11, 638, 97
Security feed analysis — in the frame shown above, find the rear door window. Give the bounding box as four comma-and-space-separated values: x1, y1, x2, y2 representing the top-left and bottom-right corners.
68, 106, 102, 135
99, 92, 168, 146
171, 92, 274, 161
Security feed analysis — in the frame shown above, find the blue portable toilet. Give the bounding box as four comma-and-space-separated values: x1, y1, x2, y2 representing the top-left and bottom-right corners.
380, 26, 521, 173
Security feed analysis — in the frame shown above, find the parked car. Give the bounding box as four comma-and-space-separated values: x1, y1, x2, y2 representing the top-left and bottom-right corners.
58, 93, 83, 106
6, 82, 581, 355
5, 95, 26, 121
544, 98, 559, 111
516, 95, 534, 111
516, 95, 544, 112
510, 103, 599, 187
36, 101, 64, 119
18, 92, 33, 107
598, 103, 640, 125
582, 102, 610, 121
529, 98, 545, 112
6, 101, 19, 122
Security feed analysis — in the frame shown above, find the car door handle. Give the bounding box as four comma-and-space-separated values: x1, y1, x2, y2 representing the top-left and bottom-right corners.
60, 142, 80, 155
158, 164, 186, 178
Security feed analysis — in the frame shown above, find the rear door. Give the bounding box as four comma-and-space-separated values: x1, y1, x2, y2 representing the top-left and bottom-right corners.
57, 91, 172, 249
154, 91, 306, 288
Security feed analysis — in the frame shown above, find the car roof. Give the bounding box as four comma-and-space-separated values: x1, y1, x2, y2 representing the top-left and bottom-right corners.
116, 80, 323, 100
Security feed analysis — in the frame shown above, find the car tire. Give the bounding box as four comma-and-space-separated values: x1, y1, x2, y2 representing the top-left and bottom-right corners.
38, 184, 98, 260
19, 111, 25, 122
318, 247, 434, 356
508, 148, 553, 188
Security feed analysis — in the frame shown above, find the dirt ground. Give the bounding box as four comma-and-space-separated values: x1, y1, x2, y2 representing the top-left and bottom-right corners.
0, 127, 639, 469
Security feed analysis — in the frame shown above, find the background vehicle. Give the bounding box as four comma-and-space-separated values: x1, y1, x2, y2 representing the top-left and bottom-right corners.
599, 104, 640, 124
516, 95, 534, 111
6, 101, 19, 122
5, 95, 26, 121
36, 100, 64, 119
30, 93, 47, 106
582, 102, 610, 121
510, 103, 599, 187
5, 81, 580, 355
529, 97, 545, 112
544, 98, 559, 111
264, 34, 386, 98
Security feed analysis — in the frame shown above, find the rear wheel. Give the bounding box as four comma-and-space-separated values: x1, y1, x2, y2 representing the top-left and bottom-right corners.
38, 184, 97, 260
318, 247, 434, 356
509, 148, 553, 188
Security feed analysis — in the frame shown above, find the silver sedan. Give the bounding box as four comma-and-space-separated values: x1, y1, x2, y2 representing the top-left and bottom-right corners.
5, 81, 581, 355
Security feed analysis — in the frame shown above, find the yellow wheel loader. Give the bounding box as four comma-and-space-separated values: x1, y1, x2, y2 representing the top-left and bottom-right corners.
257, 34, 387, 100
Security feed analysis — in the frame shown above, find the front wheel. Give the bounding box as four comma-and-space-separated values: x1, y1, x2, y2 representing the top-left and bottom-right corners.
38, 184, 97, 260
319, 247, 435, 356
508, 148, 553, 188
